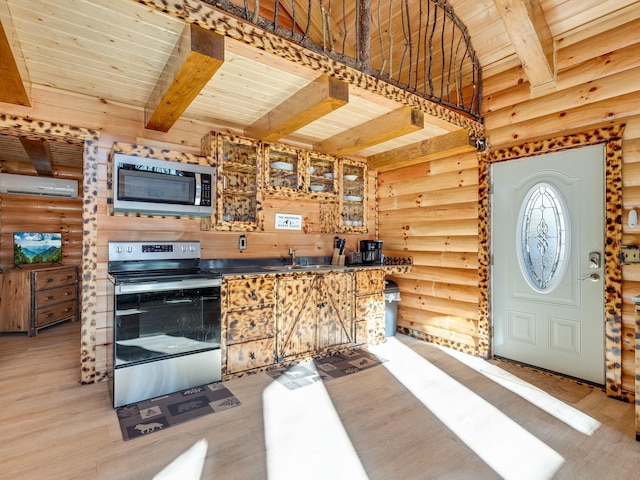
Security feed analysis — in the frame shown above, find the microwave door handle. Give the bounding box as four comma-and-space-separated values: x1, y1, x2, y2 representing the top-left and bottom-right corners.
195, 172, 202, 206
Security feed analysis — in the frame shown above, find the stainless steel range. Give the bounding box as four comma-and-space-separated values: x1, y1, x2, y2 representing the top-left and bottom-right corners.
107, 241, 222, 408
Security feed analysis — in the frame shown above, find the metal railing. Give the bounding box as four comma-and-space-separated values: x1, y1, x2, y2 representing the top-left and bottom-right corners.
208, 0, 482, 121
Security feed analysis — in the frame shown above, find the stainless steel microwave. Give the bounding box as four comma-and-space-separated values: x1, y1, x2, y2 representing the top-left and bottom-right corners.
112, 153, 214, 217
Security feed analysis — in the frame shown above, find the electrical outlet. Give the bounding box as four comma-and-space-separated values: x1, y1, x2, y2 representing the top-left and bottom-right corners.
238, 234, 247, 251
620, 245, 640, 264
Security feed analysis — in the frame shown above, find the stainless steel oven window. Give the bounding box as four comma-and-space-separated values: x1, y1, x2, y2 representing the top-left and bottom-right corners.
113, 284, 221, 368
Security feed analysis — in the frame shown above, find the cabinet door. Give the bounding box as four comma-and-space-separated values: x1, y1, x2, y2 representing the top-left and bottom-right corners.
355, 269, 385, 294
276, 275, 317, 359
225, 276, 275, 310
265, 143, 303, 195
339, 159, 367, 232
227, 338, 276, 373
215, 133, 264, 231
307, 151, 338, 197
227, 307, 275, 344
316, 273, 353, 350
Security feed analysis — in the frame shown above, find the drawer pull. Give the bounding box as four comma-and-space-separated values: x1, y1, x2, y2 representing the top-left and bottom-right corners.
46, 295, 55, 301
249, 351, 256, 361
250, 320, 256, 328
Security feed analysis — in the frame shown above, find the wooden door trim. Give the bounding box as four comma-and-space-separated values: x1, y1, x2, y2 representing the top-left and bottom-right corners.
0, 114, 101, 384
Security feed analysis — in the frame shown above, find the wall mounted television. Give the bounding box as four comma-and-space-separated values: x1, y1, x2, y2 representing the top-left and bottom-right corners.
13, 232, 62, 266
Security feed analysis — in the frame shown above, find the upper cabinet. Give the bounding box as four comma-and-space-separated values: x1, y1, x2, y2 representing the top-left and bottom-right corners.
339, 159, 367, 232
307, 151, 338, 197
264, 143, 304, 196
202, 132, 264, 231
201, 131, 368, 233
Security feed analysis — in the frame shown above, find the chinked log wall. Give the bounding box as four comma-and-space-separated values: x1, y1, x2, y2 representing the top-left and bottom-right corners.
377, 16, 640, 402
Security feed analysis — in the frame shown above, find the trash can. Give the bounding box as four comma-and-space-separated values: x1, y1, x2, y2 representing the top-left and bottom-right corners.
384, 279, 401, 337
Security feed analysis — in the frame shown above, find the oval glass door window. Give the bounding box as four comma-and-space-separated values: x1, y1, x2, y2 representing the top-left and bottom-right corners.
517, 182, 570, 292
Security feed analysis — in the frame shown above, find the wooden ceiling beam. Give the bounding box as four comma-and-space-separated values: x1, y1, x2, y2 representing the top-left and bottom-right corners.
313, 106, 424, 156
367, 129, 475, 172
0, 20, 30, 107
19, 138, 54, 176
145, 23, 224, 132
244, 75, 348, 141
493, 0, 555, 87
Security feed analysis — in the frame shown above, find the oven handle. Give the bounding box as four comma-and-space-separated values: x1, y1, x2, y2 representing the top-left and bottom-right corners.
115, 277, 222, 294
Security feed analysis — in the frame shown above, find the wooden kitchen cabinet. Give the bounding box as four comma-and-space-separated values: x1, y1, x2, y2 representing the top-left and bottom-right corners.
339, 159, 367, 232
307, 151, 338, 197
354, 269, 385, 345
202, 132, 264, 231
0, 265, 78, 336
223, 275, 277, 375
277, 271, 353, 361
264, 142, 304, 195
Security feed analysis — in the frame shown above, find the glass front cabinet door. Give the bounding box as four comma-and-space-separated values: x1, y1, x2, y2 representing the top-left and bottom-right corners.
339, 159, 367, 232
264, 143, 303, 196
307, 151, 338, 197
214, 133, 264, 231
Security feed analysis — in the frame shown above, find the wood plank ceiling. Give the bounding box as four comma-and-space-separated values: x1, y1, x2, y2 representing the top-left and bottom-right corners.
1, 0, 639, 174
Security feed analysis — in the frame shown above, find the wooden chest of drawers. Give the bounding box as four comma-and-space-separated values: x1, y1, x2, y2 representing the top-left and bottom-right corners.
0, 265, 78, 336
31, 266, 78, 336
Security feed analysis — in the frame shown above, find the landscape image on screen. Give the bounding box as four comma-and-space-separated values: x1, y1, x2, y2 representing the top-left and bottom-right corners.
13, 232, 62, 265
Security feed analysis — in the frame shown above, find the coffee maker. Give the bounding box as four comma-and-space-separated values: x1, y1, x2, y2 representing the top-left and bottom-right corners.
360, 240, 383, 265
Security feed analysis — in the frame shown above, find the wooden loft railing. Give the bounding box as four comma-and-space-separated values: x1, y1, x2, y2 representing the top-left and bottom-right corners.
210, 0, 482, 122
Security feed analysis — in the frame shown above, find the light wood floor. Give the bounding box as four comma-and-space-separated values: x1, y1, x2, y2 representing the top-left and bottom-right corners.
2, 321, 640, 479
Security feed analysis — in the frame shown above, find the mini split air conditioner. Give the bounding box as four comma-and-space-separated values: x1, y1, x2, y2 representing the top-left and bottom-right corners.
0, 173, 78, 198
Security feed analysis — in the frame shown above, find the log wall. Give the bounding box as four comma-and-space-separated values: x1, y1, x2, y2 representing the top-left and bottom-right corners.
379, 152, 482, 355
377, 18, 640, 401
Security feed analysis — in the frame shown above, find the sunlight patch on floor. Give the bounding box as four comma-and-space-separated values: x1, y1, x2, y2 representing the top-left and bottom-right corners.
153, 439, 208, 480
369, 338, 565, 480
434, 343, 601, 436
262, 377, 369, 480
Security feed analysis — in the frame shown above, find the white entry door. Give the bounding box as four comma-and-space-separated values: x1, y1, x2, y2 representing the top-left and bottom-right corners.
492, 145, 605, 384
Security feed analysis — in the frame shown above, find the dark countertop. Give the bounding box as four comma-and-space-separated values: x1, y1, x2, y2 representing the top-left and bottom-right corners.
201, 256, 411, 277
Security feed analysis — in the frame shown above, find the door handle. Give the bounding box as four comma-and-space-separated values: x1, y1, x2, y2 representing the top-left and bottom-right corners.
579, 273, 600, 282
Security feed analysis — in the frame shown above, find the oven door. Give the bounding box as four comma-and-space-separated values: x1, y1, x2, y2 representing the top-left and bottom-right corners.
110, 276, 221, 407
